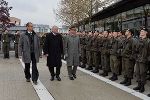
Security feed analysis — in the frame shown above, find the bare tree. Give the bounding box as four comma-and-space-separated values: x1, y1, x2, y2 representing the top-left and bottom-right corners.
0, 0, 14, 30
55, 0, 93, 26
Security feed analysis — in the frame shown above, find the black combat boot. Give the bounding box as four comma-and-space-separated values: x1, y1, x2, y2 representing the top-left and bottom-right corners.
124, 78, 131, 86
110, 73, 118, 81
109, 73, 115, 80
133, 82, 141, 90
81, 64, 86, 68
139, 83, 145, 93
120, 78, 128, 84
91, 67, 99, 73
100, 71, 108, 77
86, 66, 93, 70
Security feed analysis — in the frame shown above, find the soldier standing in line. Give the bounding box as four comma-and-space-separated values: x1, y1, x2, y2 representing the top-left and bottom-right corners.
120, 29, 136, 86
97, 32, 103, 70
39, 33, 46, 58
109, 31, 120, 81
91, 31, 99, 73
85, 32, 93, 70
99, 31, 110, 77
80, 31, 87, 68
14, 30, 20, 58
133, 28, 149, 93
2, 29, 10, 59
147, 30, 150, 97
117, 31, 126, 75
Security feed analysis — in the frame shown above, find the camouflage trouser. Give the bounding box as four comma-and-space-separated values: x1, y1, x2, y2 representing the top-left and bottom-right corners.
101, 54, 110, 72
135, 62, 147, 84
14, 43, 18, 58
86, 50, 93, 66
110, 55, 119, 75
122, 57, 135, 78
40, 44, 43, 56
3, 42, 9, 57
81, 48, 86, 64
92, 51, 99, 68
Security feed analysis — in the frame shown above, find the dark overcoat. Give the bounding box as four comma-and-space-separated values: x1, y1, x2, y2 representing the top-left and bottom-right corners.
43, 33, 63, 67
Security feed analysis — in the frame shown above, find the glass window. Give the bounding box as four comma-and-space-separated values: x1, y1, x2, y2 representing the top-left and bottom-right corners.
134, 6, 144, 18
122, 12, 127, 21
126, 9, 134, 20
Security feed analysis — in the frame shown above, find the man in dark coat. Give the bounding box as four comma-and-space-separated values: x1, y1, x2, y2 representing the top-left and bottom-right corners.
18, 22, 40, 85
43, 26, 63, 81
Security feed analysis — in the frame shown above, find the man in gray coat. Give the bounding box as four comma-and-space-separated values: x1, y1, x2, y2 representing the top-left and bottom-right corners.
18, 22, 40, 85
65, 26, 80, 80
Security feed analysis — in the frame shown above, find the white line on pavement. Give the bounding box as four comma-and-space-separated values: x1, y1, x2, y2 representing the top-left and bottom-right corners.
19, 59, 55, 100
62, 60, 150, 100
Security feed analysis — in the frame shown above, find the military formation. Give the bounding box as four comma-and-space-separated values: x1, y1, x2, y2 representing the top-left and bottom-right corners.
62, 28, 150, 96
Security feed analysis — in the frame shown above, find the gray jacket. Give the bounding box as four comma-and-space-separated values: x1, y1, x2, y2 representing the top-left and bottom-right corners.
65, 34, 80, 66
18, 31, 40, 63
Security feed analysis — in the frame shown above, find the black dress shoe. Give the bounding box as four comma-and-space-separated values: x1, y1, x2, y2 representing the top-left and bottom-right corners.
50, 76, 55, 81
56, 76, 61, 81
33, 81, 38, 85
147, 94, 150, 97
69, 77, 74, 80
72, 74, 77, 79
26, 79, 31, 82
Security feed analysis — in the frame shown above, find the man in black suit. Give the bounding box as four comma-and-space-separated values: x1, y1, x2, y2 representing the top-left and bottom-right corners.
43, 26, 63, 81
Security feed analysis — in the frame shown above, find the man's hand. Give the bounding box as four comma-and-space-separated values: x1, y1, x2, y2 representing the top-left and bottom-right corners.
44, 54, 48, 57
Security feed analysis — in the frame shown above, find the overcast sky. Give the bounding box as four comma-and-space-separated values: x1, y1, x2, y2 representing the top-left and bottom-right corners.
7, 0, 61, 27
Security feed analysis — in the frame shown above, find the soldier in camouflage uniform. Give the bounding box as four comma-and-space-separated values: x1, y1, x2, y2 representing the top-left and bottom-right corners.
2, 30, 10, 59
133, 28, 149, 93
120, 29, 136, 86
91, 31, 99, 73
80, 31, 87, 68
109, 31, 121, 81
117, 31, 126, 75
85, 32, 93, 70
99, 31, 110, 77
97, 33, 103, 70
14, 31, 20, 58
39, 33, 46, 57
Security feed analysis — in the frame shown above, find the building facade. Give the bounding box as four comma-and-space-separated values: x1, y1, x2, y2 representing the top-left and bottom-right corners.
78, 0, 150, 35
